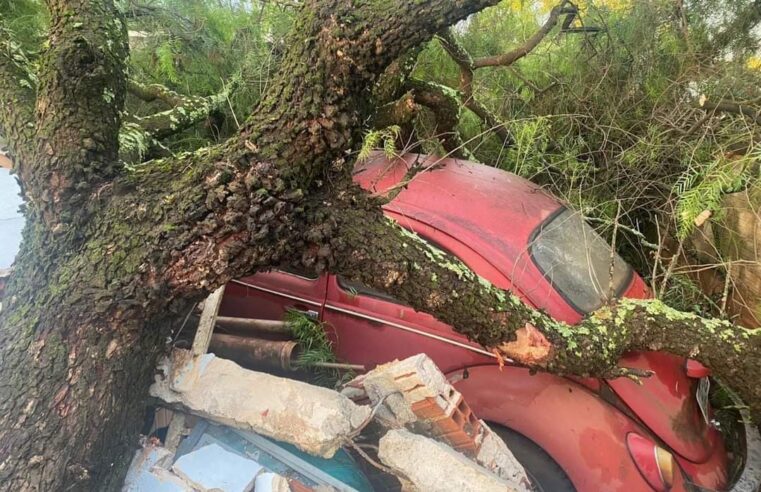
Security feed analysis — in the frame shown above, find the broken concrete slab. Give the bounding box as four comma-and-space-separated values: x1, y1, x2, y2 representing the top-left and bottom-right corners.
254, 472, 291, 492
123, 466, 193, 492
172, 443, 261, 492
123, 443, 177, 491
476, 423, 531, 489
151, 350, 371, 458
345, 354, 530, 491
378, 429, 518, 492
125, 443, 174, 475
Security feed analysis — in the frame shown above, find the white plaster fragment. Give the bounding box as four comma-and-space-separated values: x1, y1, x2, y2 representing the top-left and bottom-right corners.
150, 350, 371, 458
378, 429, 518, 492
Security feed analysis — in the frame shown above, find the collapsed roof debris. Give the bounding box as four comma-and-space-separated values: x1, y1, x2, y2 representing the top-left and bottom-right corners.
125, 289, 530, 491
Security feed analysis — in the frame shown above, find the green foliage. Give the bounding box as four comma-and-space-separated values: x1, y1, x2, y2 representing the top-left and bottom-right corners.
674, 151, 758, 239
358, 125, 402, 162
410, 0, 761, 280
0, 0, 46, 51
126, 0, 295, 151
119, 122, 151, 162
284, 311, 353, 387
153, 40, 181, 84
660, 272, 719, 316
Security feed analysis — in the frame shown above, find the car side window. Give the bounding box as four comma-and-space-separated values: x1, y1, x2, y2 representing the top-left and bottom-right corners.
337, 276, 400, 302
278, 266, 319, 280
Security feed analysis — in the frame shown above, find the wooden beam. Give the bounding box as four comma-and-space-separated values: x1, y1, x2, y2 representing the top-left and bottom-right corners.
192, 285, 226, 357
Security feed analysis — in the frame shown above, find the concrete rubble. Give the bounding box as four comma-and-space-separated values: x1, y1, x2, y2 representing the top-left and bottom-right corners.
123, 444, 191, 492
342, 354, 531, 491
150, 349, 371, 458
172, 443, 262, 491
379, 429, 519, 492
140, 345, 533, 492
122, 440, 312, 492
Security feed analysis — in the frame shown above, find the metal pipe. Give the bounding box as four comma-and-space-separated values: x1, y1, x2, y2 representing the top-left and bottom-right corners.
215, 316, 292, 336
311, 361, 365, 371
209, 334, 366, 373
209, 334, 298, 371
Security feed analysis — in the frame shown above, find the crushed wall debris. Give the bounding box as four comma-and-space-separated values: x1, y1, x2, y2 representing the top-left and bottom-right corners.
150, 350, 371, 458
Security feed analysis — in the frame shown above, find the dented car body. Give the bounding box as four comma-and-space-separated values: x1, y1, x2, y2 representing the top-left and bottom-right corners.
220, 153, 757, 491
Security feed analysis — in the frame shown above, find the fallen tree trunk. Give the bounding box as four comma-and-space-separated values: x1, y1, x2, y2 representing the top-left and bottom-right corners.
0, 1, 760, 491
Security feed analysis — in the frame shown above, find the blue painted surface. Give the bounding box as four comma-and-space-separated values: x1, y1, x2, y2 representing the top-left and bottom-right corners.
0, 169, 23, 269
172, 443, 262, 492
177, 421, 374, 491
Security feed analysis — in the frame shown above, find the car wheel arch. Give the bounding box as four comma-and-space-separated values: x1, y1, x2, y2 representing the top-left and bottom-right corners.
448, 364, 657, 492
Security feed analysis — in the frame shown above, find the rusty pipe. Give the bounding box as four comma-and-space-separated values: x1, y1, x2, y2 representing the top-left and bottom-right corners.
215, 316, 292, 336
209, 334, 299, 371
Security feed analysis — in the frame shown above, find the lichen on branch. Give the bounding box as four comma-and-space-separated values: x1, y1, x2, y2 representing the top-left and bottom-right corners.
329, 198, 761, 421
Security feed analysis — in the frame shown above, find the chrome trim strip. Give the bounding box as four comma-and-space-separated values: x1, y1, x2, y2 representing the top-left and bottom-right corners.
230, 279, 322, 307
230, 278, 504, 360
324, 303, 500, 360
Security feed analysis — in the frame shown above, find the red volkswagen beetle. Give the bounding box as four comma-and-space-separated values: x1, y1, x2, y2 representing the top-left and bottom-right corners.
220, 153, 756, 491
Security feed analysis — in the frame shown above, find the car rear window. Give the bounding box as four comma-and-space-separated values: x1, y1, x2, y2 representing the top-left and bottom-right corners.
529, 208, 632, 313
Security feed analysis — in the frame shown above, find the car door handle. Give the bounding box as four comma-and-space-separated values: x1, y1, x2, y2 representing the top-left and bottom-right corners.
289, 306, 319, 320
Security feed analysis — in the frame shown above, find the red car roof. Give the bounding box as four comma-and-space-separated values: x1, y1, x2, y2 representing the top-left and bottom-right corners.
353, 152, 577, 321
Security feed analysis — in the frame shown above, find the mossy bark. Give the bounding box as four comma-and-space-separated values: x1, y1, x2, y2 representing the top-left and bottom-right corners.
0, 1, 501, 490
1, 1, 760, 491
0, 21, 36, 168
330, 201, 761, 421
31, 0, 129, 229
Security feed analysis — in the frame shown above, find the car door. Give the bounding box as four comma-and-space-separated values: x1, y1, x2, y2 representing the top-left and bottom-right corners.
322, 213, 513, 373
220, 270, 328, 322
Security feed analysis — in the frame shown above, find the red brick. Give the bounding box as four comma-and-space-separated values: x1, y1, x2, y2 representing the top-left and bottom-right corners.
288, 478, 314, 492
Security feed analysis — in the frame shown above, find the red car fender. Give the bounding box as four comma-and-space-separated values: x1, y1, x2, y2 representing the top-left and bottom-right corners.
449, 364, 690, 492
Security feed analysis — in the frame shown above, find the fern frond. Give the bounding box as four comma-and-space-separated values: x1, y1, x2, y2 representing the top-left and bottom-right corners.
358, 129, 382, 162
359, 125, 402, 162
675, 152, 758, 238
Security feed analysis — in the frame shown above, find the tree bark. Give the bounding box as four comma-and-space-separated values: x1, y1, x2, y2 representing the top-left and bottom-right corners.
31, 0, 129, 229
0, 22, 36, 170
1, 1, 760, 491
0, 1, 501, 490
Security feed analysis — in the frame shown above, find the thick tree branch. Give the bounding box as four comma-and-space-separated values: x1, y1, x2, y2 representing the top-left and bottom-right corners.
0, 22, 36, 171
698, 98, 761, 125
406, 79, 468, 156
373, 81, 467, 157
136, 80, 239, 141
374, 48, 421, 105
373, 90, 420, 129
30, 0, 128, 227
438, 30, 514, 146
120, 78, 241, 163
240, 0, 499, 180
331, 198, 761, 422
128, 80, 188, 107
472, 4, 566, 68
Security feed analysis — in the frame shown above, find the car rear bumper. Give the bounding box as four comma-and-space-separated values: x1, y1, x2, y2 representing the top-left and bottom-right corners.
728, 404, 761, 492
680, 387, 761, 492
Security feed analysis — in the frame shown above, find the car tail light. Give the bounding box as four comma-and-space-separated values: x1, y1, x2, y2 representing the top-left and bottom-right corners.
626, 433, 676, 491
685, 359, 710, 378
